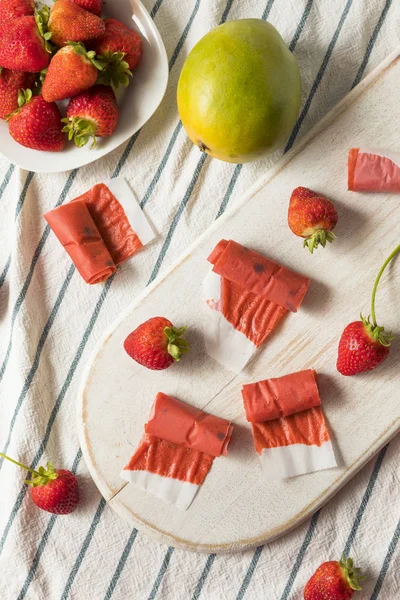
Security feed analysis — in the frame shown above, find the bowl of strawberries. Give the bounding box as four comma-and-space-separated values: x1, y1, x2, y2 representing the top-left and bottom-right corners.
0, 0, 168, 172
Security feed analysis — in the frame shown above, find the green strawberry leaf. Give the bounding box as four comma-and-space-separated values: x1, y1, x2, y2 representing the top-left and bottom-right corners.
96, 51, 132, 88
62, 116, 98, 149
164, 325, 189, 362
35, 4, 56, 54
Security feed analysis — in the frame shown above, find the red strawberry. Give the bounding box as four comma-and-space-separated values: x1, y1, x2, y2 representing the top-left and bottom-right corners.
288, 186, 338, 253
337, 244, 400, 376
0, 0, 34, 22
304, 556, 363, 599
93, 18, 143, 71
0, 68, 36, 119
62, 85, 118, 148
337, 320, 390, 376
42, 43, 104, 103
73, 0, 102, 16
124, 317, 189, 370
7, 90, 65, 151
48, 0, 105, 47
0, 16, 50, 72
0, 453, 79, 515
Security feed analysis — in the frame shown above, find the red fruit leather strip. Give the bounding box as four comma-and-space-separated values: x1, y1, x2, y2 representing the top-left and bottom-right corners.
145, 392, 233, 457
123, 434, 214, 485
348, 148, 400, 192
221, 278, 288, 347
242, 369, 320, 423
44, 200, 116, 285
208, 239, 310, 312
251, 406, 330, 453
70, 183, 143, 266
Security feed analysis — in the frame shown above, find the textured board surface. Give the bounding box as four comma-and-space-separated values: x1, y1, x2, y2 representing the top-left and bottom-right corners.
78, 49, 400, 553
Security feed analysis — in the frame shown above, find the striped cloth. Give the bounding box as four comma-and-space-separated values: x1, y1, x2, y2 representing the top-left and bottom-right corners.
0, 0, 399, 598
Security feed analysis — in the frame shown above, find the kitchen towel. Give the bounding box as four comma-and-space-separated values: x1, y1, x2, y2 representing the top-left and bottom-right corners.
0, 0, 399, 598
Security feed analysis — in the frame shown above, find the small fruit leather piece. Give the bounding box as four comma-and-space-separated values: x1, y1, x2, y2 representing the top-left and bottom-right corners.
348, 147, 400, 192
120, 392, 233, 510
146, 392, 233, 457
209, 239, 310, 312
44, 200, 116, 284
44, 177, 154, 284
204, 239, 309, 373
241, 370, 336, 479
242, 369, 320, 423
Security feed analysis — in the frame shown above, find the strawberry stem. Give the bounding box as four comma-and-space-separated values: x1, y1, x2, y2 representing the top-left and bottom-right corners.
0, 452, 40, 477
371, 243, 400, 327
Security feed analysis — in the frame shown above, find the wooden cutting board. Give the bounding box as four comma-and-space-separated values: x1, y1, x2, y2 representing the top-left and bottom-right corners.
77, 48, 400, 553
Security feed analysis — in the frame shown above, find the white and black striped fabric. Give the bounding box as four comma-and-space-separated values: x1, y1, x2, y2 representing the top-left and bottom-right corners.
0, 1, 399, 598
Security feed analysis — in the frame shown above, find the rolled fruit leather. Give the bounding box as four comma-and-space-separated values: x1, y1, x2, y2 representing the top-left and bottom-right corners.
242, 369, 321, 423
44, 177, 155, 284
242, 370, 336, 479
44, 200, 116, 284
120, 393, 233, 510
204, 239, 310, 372
348, 148, 400, 192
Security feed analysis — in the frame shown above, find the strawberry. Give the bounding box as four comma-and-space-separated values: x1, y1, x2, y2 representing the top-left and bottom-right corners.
304, 556, 363, 599
288, 186, 338, 253
0, 452, 79, 515
0, 0, 34, 22
337, 244, 400, 376
7, 89, 65, 151
42, 43, 104, 103
337, 320, 390, 376
73, 0, 102, 16
0, 16, 50, 73
62, 85, 118, 148
124, 317, 189, 370
0, 68, 36, 119
92, 18, 143, 71
48, 0, 105, 47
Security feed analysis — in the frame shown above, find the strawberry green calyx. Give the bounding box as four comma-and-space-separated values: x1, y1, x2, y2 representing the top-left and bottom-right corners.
360, 314, 394, 348
25, 462, 58, 487
367, 242, 400, 345
35, 5, 54, 54
303, 229, 336, 253
164, 325, 189, 362
61, 116, 98, 149
0, 452, 58, 487
68, 42, 106, 71
339, 555, 364, 591
5, 89, 33, 120
96, 51, 132, 88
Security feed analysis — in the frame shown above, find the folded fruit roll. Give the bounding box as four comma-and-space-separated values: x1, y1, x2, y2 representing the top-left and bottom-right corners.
44, 200, 116, 284
348, 148, 400, 192
242, 370, 336, 479
204, 239, 310, 372
44, 177, 155, 284
120, 392, 233, 510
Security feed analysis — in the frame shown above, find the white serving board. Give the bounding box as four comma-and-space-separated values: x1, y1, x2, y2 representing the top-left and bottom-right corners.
78, 49, 400, 553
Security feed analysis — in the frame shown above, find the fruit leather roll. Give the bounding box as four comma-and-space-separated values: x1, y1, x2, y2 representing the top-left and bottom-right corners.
242, 369, 321, 423
45, 177, 155, 284
208, 239, 310, 312
145, 392, 233, 457
120, 393, 233, 510
242, 369, 336, 479
348, 148, 400, 192
204, 240, 309, 373
44, 200, 116, 285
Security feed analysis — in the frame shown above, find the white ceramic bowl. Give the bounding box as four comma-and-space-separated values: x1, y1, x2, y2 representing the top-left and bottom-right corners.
0, 0, 169, 173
